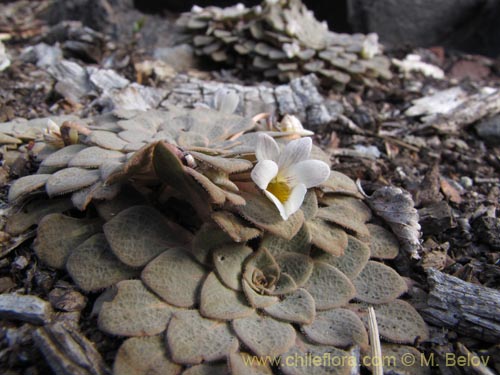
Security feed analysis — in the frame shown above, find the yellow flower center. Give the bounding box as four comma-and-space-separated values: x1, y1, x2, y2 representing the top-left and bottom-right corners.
266, 176, 291, 203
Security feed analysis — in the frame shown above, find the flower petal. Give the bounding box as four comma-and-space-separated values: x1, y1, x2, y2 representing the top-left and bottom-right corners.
278, 137, 312, 170
263, 190, 288, 220
256, 134, 280, 162
287, 160, 331, 188
251, 160, 278, 190
283, 184, 307, 219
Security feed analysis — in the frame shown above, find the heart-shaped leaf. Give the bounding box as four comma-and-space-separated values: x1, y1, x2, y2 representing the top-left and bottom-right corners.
315, 235, 370, 279
99, 280, 177, 336
302, 308, 368, 348
367, 224, 399, 259
200, 272, 254, 320
104, 205, 191, 267
213, 244, 253, 291
319, 171, 363, 198
229, 351, 274, 375
191, 223, 234, 265
114, 336, 182, 375
260, 225, 311, 258
280, 335, 353, 375
303, 261, 355, 310
67, 234, 137, 292
352, 261, 407, 304
275, 253, 314, 286
34, 213, 102, 269
232, 314, 296, 357
238, 192, 304, 240
167, 310, 238, 365
354, 300, 429, 343
264, 288, 315, 324
307, 219, 348, 257
68, 146, 124, 168
142, 248, 207, 308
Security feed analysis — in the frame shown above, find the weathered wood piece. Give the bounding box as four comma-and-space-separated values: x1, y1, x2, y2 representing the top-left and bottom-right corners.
0, 293, 53, 324
429, 88, 500, 133
33, 322, 109, 375
419, 268, 500, 343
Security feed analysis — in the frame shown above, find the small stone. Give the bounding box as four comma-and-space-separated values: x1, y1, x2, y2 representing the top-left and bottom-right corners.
0, 294, 53, 325
12, 255, 29, 271
460, 176, 473, 189
475, 114, 500, 145
48, 288, 87, 312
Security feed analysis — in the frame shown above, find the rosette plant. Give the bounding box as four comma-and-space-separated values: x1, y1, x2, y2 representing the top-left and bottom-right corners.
4, 98, 429, 375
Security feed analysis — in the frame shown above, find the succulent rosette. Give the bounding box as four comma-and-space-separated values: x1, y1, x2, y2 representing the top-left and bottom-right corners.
178, 0, 392, 87
4, 101, 428, 374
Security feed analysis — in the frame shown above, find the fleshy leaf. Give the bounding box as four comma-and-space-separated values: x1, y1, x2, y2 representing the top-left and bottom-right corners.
307, 219, 348, 256
113, 336, 182, 375
40, 144, 87, 168
141, 248, 207, 308
104, 205, 191, 267
367, 223, 399, 259
99, 280, 177, 336
46, 168, 101, 197
229, 351, 274, 375
88, 130, 128, 150
280, 335, 352, 375
275, 253, 314, 286
316, 198, 371, 239
299, 190, 318, 220
303, 261, 355, 310
320, 170, 363, 198
242, 279, 279, 309
183, 363, 229, 375
213, 244, 253, 291
8, 174, 51, 203
6, 198, 73, 235
302, 308, 368, 348
354, 300, 429, 343
34, 213, 102, 269
315, 235, 370, 279
232, 314, 296, 357
260, 225, 311, 258
184, 167, 226, 204
68, 146, 124, 168
320, 195, 372, 223
212, 211, 261, 243
191, 223, 234, 265
200, 272, 254, 320
167, 310, 238, 365
67, 234, 137, 292
238, 192, 304, 240
353, 261, 407, 304
243, 248, 280, 295
264, 288, 315, 324
189, 151, 253, 173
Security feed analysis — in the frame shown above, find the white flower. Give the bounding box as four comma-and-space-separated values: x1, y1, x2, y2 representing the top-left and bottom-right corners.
278, 115, 314, 136
251, 134, 331, 220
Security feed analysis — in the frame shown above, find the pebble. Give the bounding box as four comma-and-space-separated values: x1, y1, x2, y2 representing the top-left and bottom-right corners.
12, 255, 29, 270
475, 113, 500, 145
460, 176, 474, 189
